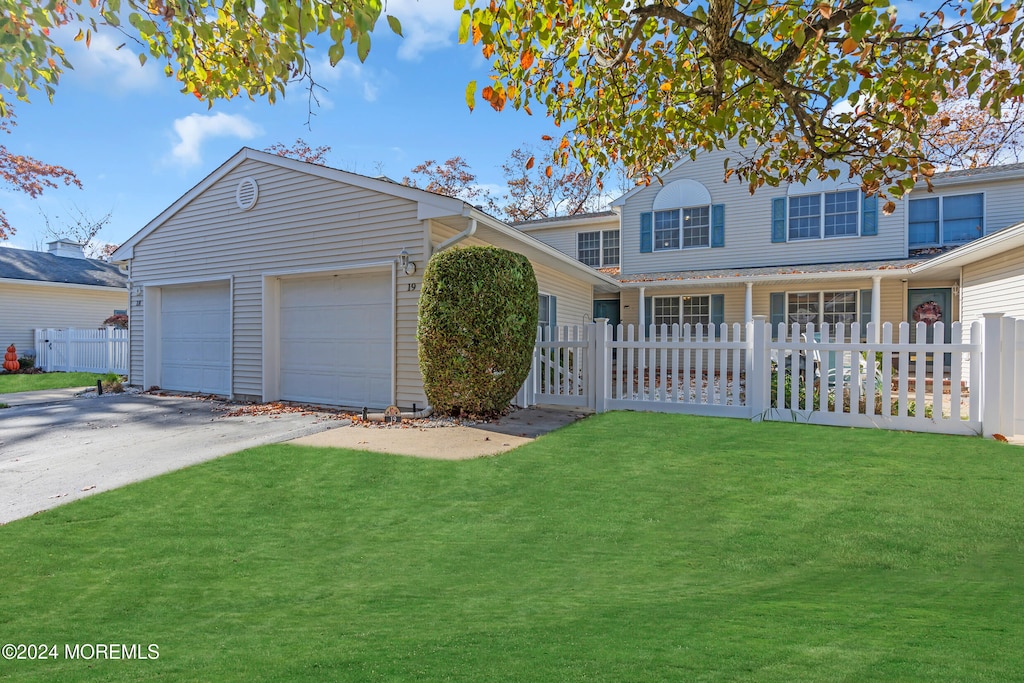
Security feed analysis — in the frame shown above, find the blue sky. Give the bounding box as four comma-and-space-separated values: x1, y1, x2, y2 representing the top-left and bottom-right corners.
0, 0, 558, 252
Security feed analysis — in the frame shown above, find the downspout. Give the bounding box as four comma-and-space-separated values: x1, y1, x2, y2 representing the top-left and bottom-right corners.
434, 217, 478, 253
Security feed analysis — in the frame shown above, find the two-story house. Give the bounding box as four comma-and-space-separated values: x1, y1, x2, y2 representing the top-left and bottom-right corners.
517, 147, 1024, 344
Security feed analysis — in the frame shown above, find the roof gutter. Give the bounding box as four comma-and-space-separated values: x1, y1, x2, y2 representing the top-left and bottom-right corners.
618, 267, 916, 288
433, 215, 477, 253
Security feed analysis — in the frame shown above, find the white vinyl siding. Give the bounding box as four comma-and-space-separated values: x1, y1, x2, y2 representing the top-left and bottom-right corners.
0, 283, 127, 357
129, 159, 424, 404
961, 244, 1024, 324
619, 146, 904, 275
430, 222, 594, 330
515, 215, 621, 263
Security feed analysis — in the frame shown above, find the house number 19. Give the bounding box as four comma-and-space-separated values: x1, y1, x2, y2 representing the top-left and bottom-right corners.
407, 283, 417, 291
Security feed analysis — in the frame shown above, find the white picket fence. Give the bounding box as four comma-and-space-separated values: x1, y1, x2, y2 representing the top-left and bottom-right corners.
34, 327, 129, 374
519, 313, 1022, 438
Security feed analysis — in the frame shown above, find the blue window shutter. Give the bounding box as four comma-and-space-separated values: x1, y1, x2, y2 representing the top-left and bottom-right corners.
770, 292, 785, 335
549, 296, 557, 329
640, 212, 653, 253
711, 204, 725, 248
711, 293, 725, 337
859, 289, 872, 339
644, 296, 652, 330
861, 193, 878, 236
771, 197, 787, 243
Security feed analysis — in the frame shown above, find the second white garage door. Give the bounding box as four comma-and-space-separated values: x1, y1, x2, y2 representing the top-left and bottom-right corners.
279, 271, 392, 408
160, 282, 231, 395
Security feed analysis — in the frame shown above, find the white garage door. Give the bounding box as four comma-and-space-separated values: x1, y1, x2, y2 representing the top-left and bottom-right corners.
160, 282, 231, 395
279, 271, 392, 408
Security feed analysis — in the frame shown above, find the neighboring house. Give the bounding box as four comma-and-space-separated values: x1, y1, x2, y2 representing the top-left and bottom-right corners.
0, 240, 128, 357
517, 148, 1024, 343
111, 148, 618, 409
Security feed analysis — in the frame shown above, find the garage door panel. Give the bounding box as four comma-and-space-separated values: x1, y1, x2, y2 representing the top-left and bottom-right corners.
160, 283, 231, 395
279, 272, 391, 408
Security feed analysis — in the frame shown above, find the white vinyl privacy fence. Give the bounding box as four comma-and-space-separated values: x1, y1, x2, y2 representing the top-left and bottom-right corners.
34, 327, 129, 374
518, 313, 1022, 439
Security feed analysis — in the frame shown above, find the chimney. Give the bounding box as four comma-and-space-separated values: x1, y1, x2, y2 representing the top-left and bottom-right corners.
47, 239, 87, 260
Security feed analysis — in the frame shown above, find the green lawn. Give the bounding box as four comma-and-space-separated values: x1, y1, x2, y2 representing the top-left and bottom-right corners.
2, 413, 1022, 682
0, 372, 109, 394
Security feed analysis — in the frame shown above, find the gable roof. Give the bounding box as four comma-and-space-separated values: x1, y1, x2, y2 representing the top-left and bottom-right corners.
112, 148, 465, 260
608, 150, 1024, 207
0, 246, 127, 288
909, 220, 1024, 278
513, 210, 618, 231
110, 148, 619, 289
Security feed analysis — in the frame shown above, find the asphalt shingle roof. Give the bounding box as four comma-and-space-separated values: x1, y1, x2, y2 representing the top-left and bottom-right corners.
617, 257, 933, 283
0, 247, 127, 288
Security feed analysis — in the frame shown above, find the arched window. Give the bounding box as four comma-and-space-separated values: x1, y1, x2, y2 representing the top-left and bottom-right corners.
652, 180, 713, 251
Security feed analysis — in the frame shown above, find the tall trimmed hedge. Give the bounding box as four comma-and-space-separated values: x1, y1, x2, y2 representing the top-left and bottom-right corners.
417, 246, 538, 417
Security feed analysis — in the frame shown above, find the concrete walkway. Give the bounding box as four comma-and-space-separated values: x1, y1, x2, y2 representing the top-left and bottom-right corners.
290, 405, 593, 459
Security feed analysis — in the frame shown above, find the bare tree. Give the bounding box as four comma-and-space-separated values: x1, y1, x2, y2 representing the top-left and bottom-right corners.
264, 138, 332, 165
498, 142, 605, 223
402, 157, 494, 207
922, 80, 1024, 170
39, 205, 114, 259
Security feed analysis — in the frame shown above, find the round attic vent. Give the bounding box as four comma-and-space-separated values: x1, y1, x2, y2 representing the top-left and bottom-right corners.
236, 177, 259, 211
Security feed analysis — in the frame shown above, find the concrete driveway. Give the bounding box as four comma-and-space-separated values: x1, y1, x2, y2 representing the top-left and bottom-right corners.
0, 392, 346, 525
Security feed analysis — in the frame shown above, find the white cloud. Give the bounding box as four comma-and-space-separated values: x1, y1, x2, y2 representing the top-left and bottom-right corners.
169, 113, 263, 166
382, 0, 460, 61
301, 58, 386, 106
62, 31, 160, 93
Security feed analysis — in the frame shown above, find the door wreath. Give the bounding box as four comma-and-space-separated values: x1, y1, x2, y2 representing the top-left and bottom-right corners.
912, 300, 943, 325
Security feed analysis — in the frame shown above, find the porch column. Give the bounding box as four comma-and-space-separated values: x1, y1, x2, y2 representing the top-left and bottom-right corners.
744, 282, 753, 324
638, 286, 646, 340
871, 276, 882, 343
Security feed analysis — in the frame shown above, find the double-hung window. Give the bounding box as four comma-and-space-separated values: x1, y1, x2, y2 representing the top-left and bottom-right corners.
788, 190, 860, 240
652, 295, 713, 327
908, 193, 984, 247
653, 207, 709, 251
577, 230, 620, 267
786, 291, 858, 327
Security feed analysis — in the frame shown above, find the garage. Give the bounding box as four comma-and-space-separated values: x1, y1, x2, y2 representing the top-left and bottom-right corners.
278, 271, 392, 408
159, 282, 231, 395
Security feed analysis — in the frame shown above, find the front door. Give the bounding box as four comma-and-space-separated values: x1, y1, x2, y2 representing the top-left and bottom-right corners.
593, 299, 621, 335
907, 287, 953, 344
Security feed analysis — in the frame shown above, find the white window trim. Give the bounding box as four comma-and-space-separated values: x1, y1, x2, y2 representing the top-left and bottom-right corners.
652, 294, 712, 327
787, 190, 861, 242
652, 206, 711, 252
907, 191, 986, 249
576, 229, 620, 267
784, 290, 860, 328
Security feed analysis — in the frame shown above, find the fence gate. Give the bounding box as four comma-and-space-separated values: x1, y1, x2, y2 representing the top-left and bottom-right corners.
34, 327, 129, 374
518, 326, 593, 408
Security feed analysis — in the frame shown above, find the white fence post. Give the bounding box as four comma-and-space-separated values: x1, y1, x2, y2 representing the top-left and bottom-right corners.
748, 316, 769, 421
981, 313, 1004, 438
999, 316, 1016, 437
594, 318, 610, 413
